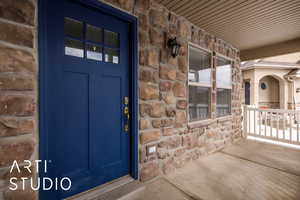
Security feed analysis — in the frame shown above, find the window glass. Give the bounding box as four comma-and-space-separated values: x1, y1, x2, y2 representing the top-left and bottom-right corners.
217, 88, 231, 117
86, 24, 102, 43
216, 57, 232, 89
65, 39, 84, 58
64, 18, 83, 39
261, 82, 267, 90
188, 46, 212, 122
188, 47, 211, 86
189, 86, 211, 121
104, 48, 119, 64
63, 19, 120, 63
86, 44, 102, 61
104, 30, 119, 48
216, 56, 232, 117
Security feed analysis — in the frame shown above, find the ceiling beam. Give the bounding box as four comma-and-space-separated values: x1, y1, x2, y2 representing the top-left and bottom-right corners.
240, 38, 300, 61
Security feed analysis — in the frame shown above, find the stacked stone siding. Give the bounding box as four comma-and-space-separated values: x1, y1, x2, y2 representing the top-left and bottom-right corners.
101, 0, 242, 181
0, 0, 37, 199
0, 0, 242, 199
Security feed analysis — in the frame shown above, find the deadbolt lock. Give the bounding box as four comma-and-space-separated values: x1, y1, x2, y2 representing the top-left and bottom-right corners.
124, 96, 129, 105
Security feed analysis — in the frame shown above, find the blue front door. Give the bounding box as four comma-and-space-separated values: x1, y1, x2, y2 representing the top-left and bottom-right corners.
40, 0, 131, 199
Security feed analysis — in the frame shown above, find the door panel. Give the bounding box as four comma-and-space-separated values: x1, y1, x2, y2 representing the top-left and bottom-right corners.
40, 0, 131, 199
94, 76, 122, 167
60, 72, 90, 175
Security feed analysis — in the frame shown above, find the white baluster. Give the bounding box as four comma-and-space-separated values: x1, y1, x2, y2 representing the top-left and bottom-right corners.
297, 112, 299, 143
243, 105, 248, 137
254, 109, 256, 135
289, 112, 292, 143
259, 110, 261, 136
283, 113, 286, 140
270, 112, 273, 138
264, 111, 267, 136
277, 112, 279, 140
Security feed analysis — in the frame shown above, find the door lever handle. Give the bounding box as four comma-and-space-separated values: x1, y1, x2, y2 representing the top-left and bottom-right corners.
123, 105, 130, 132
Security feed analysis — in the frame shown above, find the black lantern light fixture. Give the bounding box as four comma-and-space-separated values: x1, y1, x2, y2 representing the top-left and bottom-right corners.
168, 37, 181, 58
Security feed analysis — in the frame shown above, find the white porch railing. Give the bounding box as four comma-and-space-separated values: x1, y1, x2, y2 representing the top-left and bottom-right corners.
243, 106, 300, 145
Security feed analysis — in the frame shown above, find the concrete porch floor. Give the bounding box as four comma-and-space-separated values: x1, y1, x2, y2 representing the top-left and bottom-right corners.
160, 139, 300, 200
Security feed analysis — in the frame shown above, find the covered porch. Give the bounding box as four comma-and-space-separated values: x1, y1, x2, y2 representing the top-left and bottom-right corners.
1, 0, 300, 199
164, 139, 300, 200
91, 139, 300, 200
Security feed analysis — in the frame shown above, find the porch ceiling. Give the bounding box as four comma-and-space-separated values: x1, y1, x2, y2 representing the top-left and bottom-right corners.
158, 0, 300, 60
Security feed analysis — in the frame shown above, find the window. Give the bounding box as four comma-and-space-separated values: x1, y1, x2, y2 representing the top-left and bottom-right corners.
63, 17, 120, 64
188, 46, 212, 121
260, 82, 267, 90
216, 56, 232, 117
64, 18, 84, 58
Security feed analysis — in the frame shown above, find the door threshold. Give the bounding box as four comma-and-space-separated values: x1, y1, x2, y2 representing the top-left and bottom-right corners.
65, 175, 134, 200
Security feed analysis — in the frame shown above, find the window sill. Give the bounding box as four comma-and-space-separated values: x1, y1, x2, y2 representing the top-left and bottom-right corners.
216, 115, 233, 122
188, 118, 216, 129
188, 115, 233, 129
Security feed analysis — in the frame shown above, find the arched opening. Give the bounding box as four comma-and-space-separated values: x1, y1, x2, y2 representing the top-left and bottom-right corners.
259, 76, 280, 109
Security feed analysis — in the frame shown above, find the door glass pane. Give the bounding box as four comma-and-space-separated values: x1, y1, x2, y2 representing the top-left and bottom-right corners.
65, 39, 84, 58
189, 86, 210, 121
216, 57, 232, 88
188, 46, 211, 85
104, 48, 119, 64
104, 30, 119, 48
86, 44, 102, 61
217, 88, 231, 117
86, 24, 102, 43
64, 18, 83, 39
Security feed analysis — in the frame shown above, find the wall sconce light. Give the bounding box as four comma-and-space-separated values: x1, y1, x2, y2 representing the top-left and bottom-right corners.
167, 37, 181, 58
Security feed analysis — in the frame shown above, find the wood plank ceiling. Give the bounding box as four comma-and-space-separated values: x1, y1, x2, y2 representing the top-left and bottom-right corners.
157, 0, 300, 59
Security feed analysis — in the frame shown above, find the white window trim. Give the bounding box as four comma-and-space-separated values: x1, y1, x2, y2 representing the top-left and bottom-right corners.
217, 86, 232, 90
189, 82, 212, 88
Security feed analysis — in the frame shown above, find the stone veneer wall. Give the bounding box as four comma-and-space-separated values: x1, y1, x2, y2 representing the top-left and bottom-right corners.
0, 0, 37, 199
101, 0, 242, 181
0, 0, 242, 199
